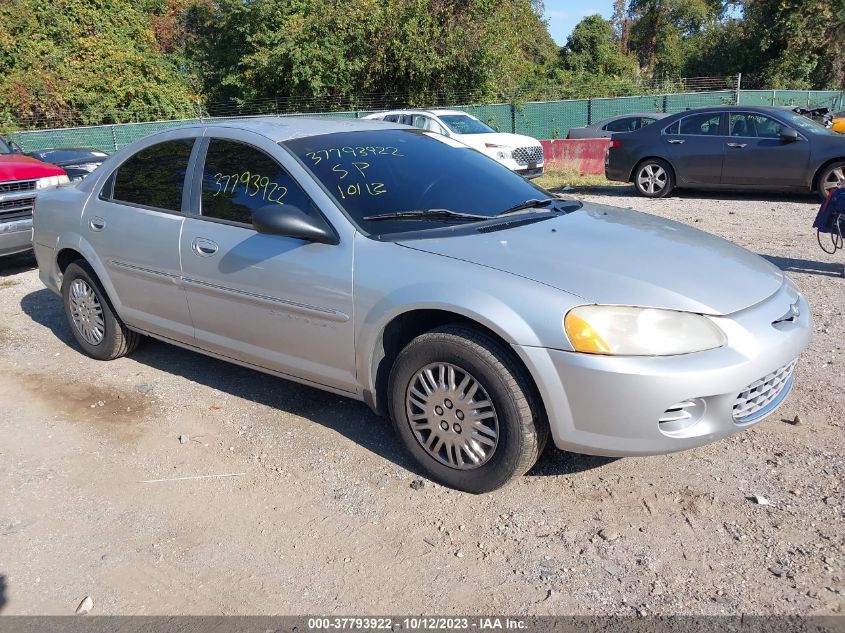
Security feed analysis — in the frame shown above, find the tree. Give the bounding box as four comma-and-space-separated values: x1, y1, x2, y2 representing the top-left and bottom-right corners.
0, 0, 198, 126
560, 15, 637, 77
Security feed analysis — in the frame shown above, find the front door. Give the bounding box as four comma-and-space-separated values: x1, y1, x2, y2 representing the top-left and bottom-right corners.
721, 112, 811, 187
82, 134, 198, 341
665, 111, 726, 185
179, 133, 357, 393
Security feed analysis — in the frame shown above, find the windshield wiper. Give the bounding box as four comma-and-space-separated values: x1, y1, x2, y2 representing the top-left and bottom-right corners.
495, 198, 556, 217
363, 209, 490, 222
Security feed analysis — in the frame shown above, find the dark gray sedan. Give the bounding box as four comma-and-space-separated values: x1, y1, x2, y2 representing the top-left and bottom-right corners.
605, 106, 845, 198
567, 113, 667, 139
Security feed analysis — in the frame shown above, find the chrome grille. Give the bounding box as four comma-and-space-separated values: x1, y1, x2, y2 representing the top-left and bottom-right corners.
733, 360, 796, 424
0, 194, 36, 222
0, 179, 36, 194
512, 146, 544, 166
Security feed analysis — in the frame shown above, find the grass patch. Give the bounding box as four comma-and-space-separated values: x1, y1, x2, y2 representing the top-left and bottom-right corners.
534, 168, 620, 191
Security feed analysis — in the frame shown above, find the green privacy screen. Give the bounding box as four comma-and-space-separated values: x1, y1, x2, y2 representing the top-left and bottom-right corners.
11, 90, 843, 150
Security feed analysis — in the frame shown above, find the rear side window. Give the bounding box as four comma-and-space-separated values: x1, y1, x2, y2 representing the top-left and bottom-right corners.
677, 113, 723, 136
200, 139, 314, 225
112, 139, 194, 211
603, 117, 638, 133
640, 117, 658, 127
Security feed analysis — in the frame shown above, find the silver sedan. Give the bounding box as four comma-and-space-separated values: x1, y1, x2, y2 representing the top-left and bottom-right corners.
31, 117, 810, 493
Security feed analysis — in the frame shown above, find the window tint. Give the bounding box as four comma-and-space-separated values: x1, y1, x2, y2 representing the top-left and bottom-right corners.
665, 120, 680, 135
678, 113, 722, 136
285, 129, 552, 237
604, 117, 638, 133
729, 113, 784, 138
411, 115, 429, 130
0, 138, 11, 154
112, 139, 194, 211
383, 114, 399, 123
640, 117, 658, 127
201, 139, 314, 225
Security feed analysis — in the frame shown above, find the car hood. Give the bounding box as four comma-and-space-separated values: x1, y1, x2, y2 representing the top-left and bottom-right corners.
397, 204, 784, 316
454, 133, 541, 151
0, 154, 66, 181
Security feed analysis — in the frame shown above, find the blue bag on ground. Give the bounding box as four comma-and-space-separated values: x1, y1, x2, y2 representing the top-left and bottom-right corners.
814, 187, 845, 234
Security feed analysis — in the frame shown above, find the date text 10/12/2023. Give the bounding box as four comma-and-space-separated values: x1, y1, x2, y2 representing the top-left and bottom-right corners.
307, 617, 528, 630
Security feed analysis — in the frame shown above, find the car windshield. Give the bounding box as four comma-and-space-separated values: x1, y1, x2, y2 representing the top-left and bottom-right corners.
778, 110, 839, 136
438, 115, 495, 135
284, 129, 560, 238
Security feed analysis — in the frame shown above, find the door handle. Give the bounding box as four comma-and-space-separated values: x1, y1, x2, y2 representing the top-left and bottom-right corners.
88, 217, 106, 231
191, 238, 219, 257
667, 139, 685, 144
727, 143, 748, 148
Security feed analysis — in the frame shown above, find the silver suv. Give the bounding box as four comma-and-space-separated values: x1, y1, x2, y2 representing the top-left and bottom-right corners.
32, 117, 810, 493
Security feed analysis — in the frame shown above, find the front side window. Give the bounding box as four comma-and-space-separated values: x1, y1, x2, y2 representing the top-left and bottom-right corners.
285, 129, 556, 237
112, 139, 194, 211
201, 139, 314, 225
438, 114, 495, 135
678, 113, 723, 136
729, 113, 784, 138
603, 117, 638, 133
640, 117, 659, 127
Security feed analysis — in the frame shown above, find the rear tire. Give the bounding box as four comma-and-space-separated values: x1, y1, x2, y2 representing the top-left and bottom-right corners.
634, 158, 675, 198
388, 325, 546, 494
61, 260, 141, 360
817, 161, 845, 200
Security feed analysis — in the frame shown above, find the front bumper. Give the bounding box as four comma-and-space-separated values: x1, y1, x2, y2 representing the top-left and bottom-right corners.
0, 218, 33, 257
515, 282, 811, 456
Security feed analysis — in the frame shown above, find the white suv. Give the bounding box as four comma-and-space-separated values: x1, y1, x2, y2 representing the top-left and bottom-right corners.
364, 109, 544, 178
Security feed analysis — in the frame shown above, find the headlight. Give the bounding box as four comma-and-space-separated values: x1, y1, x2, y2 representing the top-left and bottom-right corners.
563, 305, 727, 356
36, 175, 70, 189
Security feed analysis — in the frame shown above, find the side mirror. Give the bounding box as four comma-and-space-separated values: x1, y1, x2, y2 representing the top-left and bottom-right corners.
780, 127, 800, 142
252, 204, 337, 245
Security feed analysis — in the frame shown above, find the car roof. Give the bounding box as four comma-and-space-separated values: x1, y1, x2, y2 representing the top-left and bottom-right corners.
592, 112, 669, 125
370, 108, 470, 117
178, 115, 407, 143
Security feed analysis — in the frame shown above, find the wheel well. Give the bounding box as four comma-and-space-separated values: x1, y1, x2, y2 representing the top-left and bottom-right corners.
56, 248, 85, 273
629, 156, 675, 183
366, 309, 542, 418
811, 158, 845, 191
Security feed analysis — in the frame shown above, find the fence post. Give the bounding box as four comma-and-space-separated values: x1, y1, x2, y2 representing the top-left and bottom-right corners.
110, 125, 118, 153
510, 103, 516, 134
587, 98, 593, 125
735, 73, 742, 105
771, 90, 776, 106
662, 95, 668, 113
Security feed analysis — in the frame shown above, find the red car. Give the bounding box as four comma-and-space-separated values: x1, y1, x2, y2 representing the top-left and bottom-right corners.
1, 136, 69, 257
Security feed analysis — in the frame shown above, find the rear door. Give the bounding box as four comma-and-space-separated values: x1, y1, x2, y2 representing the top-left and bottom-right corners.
178, 130, 357, 393
83, 133, 199, 341
664, 112, 726, 185
721, 112, 811, 187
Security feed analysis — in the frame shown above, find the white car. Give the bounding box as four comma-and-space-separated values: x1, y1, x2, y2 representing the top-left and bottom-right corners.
364, 109, 544, 178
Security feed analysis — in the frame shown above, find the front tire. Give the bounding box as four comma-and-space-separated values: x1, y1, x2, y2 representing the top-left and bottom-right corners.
388, 325, 546, 493
61, 260, 141, 360
818, 161, 845, 200
634, 158, 675, 198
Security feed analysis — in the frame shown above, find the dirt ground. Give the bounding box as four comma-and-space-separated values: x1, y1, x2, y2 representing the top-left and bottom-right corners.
0, 186, 842, 617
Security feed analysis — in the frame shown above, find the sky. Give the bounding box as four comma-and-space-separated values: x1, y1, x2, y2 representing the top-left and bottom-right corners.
544, 0, 615, 45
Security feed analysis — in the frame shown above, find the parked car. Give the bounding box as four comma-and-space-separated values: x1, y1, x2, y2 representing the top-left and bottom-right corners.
0, 134, 23, 155
0, 153, 68, 257
32, 117, 810, 492
364, 109, 544, 178
567, 113, 668, 139
606, 105, 845, 198
832, 111, 845, 134
26, 148, 109, 181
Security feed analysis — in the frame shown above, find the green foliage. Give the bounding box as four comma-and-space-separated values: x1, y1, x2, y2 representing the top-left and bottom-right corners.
560, 15, 637, 77
0, 0, 198, 126
189, 0, 558, 108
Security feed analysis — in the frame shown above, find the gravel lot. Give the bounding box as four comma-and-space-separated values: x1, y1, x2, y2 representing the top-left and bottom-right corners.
0, 185, 842, 616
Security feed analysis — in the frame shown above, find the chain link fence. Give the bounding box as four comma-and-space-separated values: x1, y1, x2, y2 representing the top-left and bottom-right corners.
5, 76, 844, 153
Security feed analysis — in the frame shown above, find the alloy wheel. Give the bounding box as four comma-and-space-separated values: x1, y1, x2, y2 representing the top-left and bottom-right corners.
69, 278, 105, 346
405, 362, 499, 470
637, 164, 668, 195
823, 166, 845, 194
